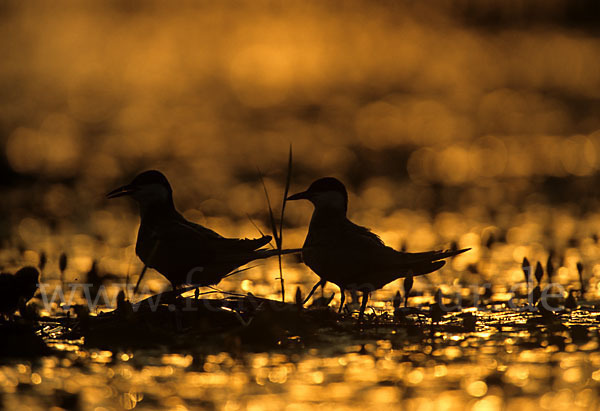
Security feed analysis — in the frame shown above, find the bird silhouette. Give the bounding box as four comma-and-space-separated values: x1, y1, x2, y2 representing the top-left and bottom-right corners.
107, 170, 299, 293
287, 177, 469, 320
0, 266, 39, 319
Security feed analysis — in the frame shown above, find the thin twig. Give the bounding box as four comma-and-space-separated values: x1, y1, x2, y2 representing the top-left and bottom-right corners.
277, 145, 293, 302
222, 264, 261, 279
256, 145, 293, 302
258, 166, 283, 301
257, 167, 279, 245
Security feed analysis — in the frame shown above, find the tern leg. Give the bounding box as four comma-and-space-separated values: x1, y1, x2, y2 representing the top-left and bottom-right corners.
303, 280, 326, 304
338, 288, 346, 313
359, 292, 369, 320
133, 265, 148, 296
133, 239, 160, 296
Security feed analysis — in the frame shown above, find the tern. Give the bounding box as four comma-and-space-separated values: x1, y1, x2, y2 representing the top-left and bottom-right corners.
287, 177, 469, 319
0, 266, 39, 319
107, 170, 299, 293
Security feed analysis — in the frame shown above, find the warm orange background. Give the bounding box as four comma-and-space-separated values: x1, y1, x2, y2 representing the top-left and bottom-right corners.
3, 1, 600, 202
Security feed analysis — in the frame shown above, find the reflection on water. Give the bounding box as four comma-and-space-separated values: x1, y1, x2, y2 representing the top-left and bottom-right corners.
4, 197, 600, 409
2, 311, 600, 410
3, 0, 600, 409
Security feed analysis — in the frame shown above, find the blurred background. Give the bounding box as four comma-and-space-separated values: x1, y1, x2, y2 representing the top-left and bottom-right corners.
2, 0, 600, 298
4, 2, 600, 410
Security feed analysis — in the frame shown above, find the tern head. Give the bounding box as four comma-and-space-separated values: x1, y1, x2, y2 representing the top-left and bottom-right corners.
106, 170, 173, 207
287, 177, 348, 212
14, 266, 39, 298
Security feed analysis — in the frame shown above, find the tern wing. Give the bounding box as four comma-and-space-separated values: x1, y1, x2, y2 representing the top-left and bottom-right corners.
340, 220, 469, 269
175, 214, 225, 239
143, 221, 274, 286
177, 215, 272, 251
170, 220, 272, 256
315, 220, 470, 286
346, 220, 385, 246
147, 220, 221, 267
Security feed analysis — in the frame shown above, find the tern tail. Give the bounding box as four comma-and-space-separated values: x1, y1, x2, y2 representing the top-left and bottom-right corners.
398, 247, 470, 265
233, 235, 272, 251
387, 247, 470, 279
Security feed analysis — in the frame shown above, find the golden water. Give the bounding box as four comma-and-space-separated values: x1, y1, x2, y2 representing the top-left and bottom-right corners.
3, 1, 600, 409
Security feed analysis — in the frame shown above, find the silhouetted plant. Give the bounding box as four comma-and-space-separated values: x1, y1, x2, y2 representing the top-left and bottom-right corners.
38, 251, 46, 271
577, 262, 585, 297
393, 291, 402, 310
462, 312, 476, 332
522, 257, 531, 286
530, 285, 541, 305
565, 289, 577, 310
259, 145, 293, 302
59, 252, 67, 273
295, 287, 303, 310
534, 261, 543, 284
59, 252, 68, 287
430, 289, 443, 324
546, 254, 554, 284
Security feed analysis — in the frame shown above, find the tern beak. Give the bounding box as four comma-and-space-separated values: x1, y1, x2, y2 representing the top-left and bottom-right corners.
106, 184, 136, 199
287, 191, 310, 201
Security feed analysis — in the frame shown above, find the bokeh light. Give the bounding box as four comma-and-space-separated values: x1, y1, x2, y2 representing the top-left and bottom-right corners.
3, 0, 600, 410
